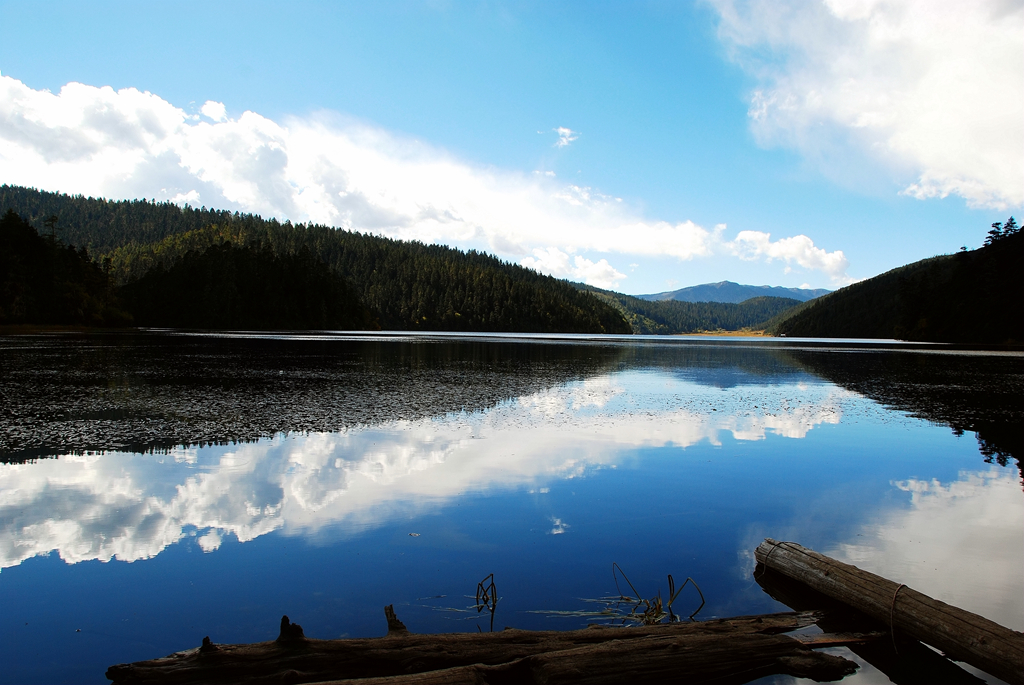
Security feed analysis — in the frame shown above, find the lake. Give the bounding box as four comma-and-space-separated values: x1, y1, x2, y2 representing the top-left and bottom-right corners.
1, 331, 1022, 684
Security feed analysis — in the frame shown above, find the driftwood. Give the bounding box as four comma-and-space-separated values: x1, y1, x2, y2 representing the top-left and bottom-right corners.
755, 538, 1024, 685
106, 608, 859, 685
757, 561, 988, 684
298, 632, 856, 685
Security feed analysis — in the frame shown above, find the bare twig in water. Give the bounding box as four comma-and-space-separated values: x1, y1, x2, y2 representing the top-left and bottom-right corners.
668, 573, 705, 622
474, 573, 498, 632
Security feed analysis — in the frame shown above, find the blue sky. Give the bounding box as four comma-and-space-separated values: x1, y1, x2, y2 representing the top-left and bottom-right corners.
1, 0, 1021, 294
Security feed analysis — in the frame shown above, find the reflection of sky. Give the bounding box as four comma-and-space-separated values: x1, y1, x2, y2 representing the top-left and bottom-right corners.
1, 371, 857, 570
763, 467, 1023, 685
830, 468, 1023, 631
1, 361, 1022, 685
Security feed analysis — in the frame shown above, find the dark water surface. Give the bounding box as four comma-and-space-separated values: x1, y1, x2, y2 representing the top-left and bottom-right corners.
1, 331, 1022, 684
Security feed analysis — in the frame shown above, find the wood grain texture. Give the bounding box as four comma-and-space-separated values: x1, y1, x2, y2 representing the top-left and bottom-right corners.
302, 633, 858, 685
106, 610, 852, 685
755, 538, 1024, 684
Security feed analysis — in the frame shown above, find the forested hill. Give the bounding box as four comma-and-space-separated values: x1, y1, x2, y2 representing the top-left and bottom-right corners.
0, 210, 375, 330
0, 210, 129, 326
0, 185, 237, 253
767, 223, 1023, 344
0, 185, 630, 334
576, 283, 801, 334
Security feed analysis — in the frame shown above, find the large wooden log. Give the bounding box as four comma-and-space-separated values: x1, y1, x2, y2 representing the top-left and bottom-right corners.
300, 632, 857, 685
106, 609, 857, 685
756, 561, 987, 684
755, 538, 1024, 684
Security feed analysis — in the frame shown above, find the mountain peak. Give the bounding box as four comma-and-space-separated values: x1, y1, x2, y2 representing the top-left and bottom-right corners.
638, 281, 830, 304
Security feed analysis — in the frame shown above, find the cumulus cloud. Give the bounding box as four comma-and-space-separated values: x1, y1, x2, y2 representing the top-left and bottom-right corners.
554, 126, 579, 148
713, 0, 1024, 209
200, 100, 227, 123
728, 230, 853, 284
521, 247, 627, 288
0, 73, 851, 285
548, 517, 570, 534
197, 529, 222, 552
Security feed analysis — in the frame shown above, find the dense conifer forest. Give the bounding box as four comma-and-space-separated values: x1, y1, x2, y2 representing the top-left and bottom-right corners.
0, 210, 129, 326
120, 243, 376, 330
768, 220, 1023, 344
0, 185, 630, 333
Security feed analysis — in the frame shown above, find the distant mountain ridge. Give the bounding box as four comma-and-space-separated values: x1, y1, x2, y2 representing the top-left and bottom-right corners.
639, 281, 830, 304
573, 282, 801, 334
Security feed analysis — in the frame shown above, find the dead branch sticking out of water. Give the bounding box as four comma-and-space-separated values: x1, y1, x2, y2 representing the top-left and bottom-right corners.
531, 563, 706, 625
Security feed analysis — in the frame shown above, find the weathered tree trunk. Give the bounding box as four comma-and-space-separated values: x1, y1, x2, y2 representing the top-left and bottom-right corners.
106, 609, 857, 685
757, 561, 987, 684
299, 632, 857, 685
755, 538, 1024, 685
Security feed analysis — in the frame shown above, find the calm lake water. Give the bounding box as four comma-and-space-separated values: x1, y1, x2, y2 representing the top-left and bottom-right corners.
1, 331, 1022, 684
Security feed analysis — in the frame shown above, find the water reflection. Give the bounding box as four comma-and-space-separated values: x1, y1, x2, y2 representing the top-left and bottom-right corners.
829, 467, 1024, 631
787, 348, 1024, 481
1, 333, 847, 462
0, 332, 627, 461
1, 370, 855, 571
3, 334, 1022, 685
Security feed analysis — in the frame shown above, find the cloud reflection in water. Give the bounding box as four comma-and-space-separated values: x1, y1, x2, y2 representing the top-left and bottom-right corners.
830, 468, 1024, 631
1, 371, 853, 571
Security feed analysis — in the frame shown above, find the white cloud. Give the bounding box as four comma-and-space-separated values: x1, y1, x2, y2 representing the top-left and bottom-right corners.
728, 230, 853, 284
0, 73, 851, 285
170, 189, 200, 205
521, 247, 627, 288
713, 0, 1024, 209
554, 126, 579, 148
197, 529, 222, 552
200, 100, 227, 123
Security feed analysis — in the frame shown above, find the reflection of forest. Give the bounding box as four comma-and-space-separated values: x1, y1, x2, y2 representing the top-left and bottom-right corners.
617, 343, 815, 388
5, 334, 1020, 480
785, 349, 1024, 482
0, 333, 628, 462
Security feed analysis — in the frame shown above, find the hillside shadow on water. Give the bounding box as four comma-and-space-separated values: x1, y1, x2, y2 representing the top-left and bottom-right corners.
785, 348, 1024, 486
0, 331, 628, 462
3, 333, 1020, 486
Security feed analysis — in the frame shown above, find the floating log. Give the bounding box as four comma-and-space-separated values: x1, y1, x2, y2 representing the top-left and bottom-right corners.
297, 632, 856, 685
107, 608, 858, 685
757, 560, 987, 684
755, 538, 1024, 685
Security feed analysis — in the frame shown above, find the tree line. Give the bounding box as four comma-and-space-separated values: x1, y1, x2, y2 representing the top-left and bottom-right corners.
0, 186, 630, 333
